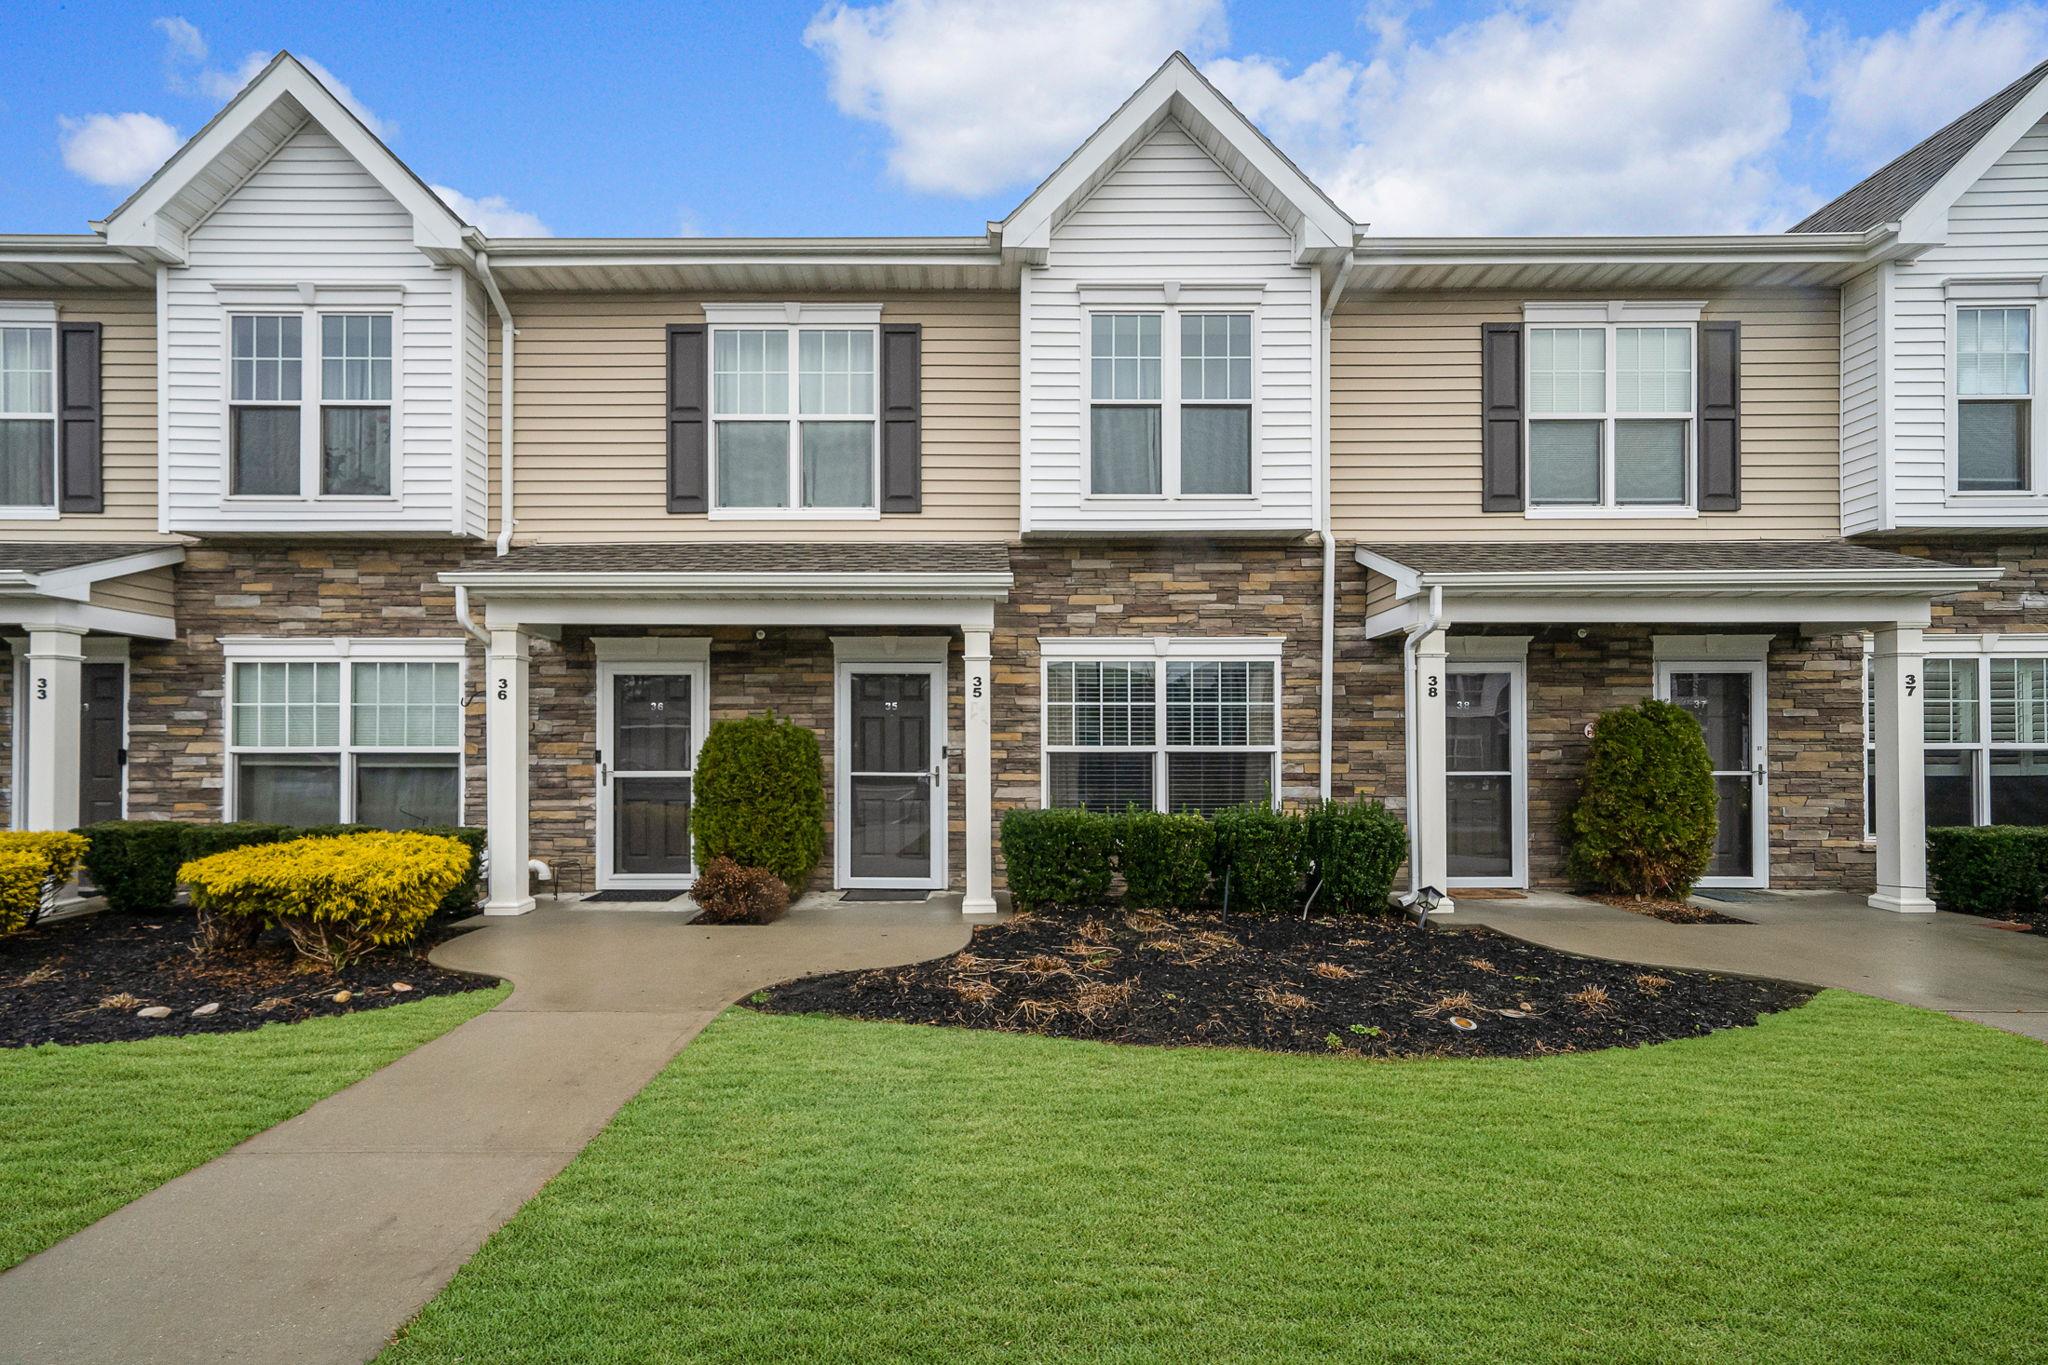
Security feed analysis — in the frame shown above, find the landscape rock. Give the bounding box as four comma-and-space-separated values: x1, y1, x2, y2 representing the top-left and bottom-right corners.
192, 1002, 220, 1017
136, 1006, 172, 1019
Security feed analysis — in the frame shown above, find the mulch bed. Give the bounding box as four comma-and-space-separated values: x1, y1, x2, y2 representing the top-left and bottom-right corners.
749, 910, 1812, 1060
1592, 894, 1751, 926
0, 912, 499, 1048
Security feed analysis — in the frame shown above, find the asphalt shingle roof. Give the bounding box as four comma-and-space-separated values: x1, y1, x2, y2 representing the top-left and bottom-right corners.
1356, 541, 1970, 576
459, 542, 1013, 575
0, 543, 174, 574
1793, 58, 2048, 232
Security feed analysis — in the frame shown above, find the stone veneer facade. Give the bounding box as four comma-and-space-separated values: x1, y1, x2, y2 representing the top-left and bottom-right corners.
1886, 535, 2048, 636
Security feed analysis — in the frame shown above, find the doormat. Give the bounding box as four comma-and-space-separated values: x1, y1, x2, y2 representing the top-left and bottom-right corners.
1692, 890, 1774, 904
581, 888, 688, 904
1452, 888, 1527, 900
841, 889, 930, 903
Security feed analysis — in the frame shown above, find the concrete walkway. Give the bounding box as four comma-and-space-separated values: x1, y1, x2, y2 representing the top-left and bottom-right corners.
0, 894, 971, 1365
1454, 891, 2048, 1041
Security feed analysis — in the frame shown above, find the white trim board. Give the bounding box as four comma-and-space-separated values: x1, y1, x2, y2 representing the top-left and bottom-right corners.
833, 655, 949, 892
594, 655, 709, 893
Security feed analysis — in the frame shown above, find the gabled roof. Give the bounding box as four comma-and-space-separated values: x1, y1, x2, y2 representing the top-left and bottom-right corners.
1794, 56, 2048, 235
97, 52, 470, 266
997, 52, 1355, 262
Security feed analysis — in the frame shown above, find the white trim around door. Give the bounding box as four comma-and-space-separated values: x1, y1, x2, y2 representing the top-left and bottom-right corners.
594, 638, 710, 892
1654, 637, 1770, 889
832, 636, 950, 892
1446, 638, 1528, 889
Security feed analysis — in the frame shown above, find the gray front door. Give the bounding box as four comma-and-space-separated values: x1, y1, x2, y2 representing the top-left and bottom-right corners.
847, 671, 934, 882
79, 662, 124, 825
610, 672, 695, 879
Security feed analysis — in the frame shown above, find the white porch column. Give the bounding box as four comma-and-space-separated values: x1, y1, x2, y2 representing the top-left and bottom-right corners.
1411, 626, 1453, 914
485, 627, 534, 915
1869, 623, 1934, 913
22, 626, 86, 831
962, 627, 996, 917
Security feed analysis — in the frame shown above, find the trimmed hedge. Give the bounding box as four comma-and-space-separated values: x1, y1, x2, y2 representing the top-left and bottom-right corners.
0, 831, 90, 934
1210, 805, 1308, 913
691, 856, 791, 924
1927, 825, 2048, 919
1305, 799, 1406, 915
181, 831, 471, 970
76, 820, 486, 919
692, 712, 826, 893
1565, 699, 1718, 899
1115, 810, 1214, 910
1000, 808, 1116, 912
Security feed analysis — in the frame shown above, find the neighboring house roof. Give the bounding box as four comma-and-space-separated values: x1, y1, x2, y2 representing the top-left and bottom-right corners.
997, 51, 1355, 260
449, 542, 1014, 576
0, 543, 180, 574
1794, 57, 2048, 233
1354, 541, 1966, 577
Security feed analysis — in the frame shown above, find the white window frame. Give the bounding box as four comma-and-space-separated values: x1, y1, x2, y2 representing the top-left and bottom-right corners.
219, 636, 465, 826
1445, 638, 1529, 889
1521, 300, 1700, 519
1945, 297, 2047, 501
0, 303, 60, 521
1038, 636, 1282, 814
705, 303, 882, 519
1082, 302, 1261, 502
1869, 634, 2048, 830
222, 304, 402, 504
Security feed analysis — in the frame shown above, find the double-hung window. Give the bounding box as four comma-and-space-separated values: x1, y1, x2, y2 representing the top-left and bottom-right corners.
1865, 648, 2048, 832
1043, 644, 1279, 816
1526, 320, 1694, 509
711, 324, 877, 511
1956, 306, 2032, 492
227, 644, 463, 828
0, 322, 56, 510
229, 311, 394, 498
1088, 309, 1254, 497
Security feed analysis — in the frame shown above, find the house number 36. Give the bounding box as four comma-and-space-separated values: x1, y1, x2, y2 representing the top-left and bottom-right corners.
496, 677, 509, 701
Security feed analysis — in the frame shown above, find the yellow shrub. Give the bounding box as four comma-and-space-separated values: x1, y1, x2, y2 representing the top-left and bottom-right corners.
0, 831, 90, 935
180, 831, 470, 970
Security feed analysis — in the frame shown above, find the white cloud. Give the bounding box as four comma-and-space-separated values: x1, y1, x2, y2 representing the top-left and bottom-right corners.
805, 0, 1228, 196
431, 184, 551, 237
154, 18, 394, 140
1210, 0, 1814, 234
58, 112, 180, 187
1814, 2, 2048, 165
152, 15, 207, 62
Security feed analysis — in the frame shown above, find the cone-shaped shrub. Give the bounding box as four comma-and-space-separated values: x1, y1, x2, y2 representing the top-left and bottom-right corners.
692, 712, 826, 894
1564, 698, 1717, 899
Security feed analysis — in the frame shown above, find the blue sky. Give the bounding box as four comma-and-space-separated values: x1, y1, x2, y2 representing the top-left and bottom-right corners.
3, 1, 2047, 238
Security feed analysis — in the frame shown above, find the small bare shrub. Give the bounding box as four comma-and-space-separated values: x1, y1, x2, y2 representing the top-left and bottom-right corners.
1417, 991, 1478, 1018
1466, 958, 1500, 974
949, 977, 1001, 1007
1074, 978, 1134, 1021
99, 992, 143, 1011
1569, 985, 1614, 1015
1635, 973, 1672, 996
1257, 985, 1311, 1014
691, 856, 792, 925
1311, 961, 1354, 981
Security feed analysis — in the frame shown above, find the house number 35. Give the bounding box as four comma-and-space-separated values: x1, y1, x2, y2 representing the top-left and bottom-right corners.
971, 674, 984, 699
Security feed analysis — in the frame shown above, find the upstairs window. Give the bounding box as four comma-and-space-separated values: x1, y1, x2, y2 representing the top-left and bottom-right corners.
0, 324, 55, 510
1956, 306, 2031, 492
711, 325, 877, 512
1527, 323, 1693, 509
1088, 309, 1254, 498
229, 311, 396, 499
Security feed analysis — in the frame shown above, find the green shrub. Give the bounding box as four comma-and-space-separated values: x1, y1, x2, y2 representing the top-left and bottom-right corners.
1564, 699, 1718, 899
178, 822, 296, 864
1000, 808, 1116, 912
690, 856, 792, 924
692, 712, 826, 893
1304, 799, 1406, 915
413, 826, 487, 917
1210, 805, 1308, 913
1927, 825, 2048, 918
77, 820, 188, 913
180, 831, 470, 970
1115, 809, 1214, 909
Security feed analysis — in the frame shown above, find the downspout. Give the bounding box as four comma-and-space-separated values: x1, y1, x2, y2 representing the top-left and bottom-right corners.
474, 250, 519, 556
453, 584, 489, 646
1401, 584, 1444, 902
1316, 254, 1354, 802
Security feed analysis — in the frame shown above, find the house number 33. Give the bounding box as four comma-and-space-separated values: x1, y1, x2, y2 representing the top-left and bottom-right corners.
35, 677, 48, 701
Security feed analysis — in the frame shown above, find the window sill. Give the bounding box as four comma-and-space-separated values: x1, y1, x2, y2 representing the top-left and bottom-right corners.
0, 508, 60, 521
1081, 494, 1262, 506
1524, 504, 1700, 520
708, 507, 883, 521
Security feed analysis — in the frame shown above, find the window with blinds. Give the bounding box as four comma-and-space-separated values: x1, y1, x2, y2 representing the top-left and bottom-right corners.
1044, 653, 1279, 816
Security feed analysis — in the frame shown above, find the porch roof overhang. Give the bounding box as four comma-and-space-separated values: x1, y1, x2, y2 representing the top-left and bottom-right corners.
439, 542, 1013, 632
1354, 541, 1999, 639
0, 543, 185, 640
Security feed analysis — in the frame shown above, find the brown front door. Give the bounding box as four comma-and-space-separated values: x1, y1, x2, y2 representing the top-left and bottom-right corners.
78, 662, 124, 825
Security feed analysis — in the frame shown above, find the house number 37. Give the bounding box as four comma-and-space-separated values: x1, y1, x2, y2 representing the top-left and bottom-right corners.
1904, 674, 1917, 697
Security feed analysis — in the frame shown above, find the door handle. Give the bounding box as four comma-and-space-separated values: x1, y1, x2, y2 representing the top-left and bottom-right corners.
1753, 762, 1767, 784
117, 748, 128, 768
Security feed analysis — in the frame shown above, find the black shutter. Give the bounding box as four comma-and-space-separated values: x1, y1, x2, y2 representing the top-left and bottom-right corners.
666, 324, 708, 513
1480, 323, 1524, 512
57, 321, 103, 513
879, 322, 922, 513
1697, 321, 1741, 512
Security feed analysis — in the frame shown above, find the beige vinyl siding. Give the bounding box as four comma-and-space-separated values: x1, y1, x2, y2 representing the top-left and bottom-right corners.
491, 292, 1019, 542
88, 564, 176, 615
1331, 289, 1841, 541
0, 291, 164, 541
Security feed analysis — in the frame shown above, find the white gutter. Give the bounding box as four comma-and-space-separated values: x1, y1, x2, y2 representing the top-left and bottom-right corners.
1400, 585, 1444, 903
473, 249, 518, 556
1315, 253, 1354, 802
439, 569, 1014, 598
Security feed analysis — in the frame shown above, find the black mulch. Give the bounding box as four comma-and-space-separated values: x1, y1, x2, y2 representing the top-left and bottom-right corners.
1947, 905, 2046, 932
1593, 895, 1752, 926
749, 911, 1812, 1060
0, 913, 500, 1048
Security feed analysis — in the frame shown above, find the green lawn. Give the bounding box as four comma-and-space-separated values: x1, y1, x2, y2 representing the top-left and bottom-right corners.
385, 993, 2047, 1364
0, 986, 506, 1270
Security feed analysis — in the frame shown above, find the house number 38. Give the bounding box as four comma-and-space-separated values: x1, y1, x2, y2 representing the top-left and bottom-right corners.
1426, 674, 1439, 699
